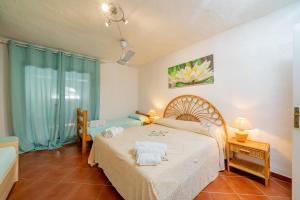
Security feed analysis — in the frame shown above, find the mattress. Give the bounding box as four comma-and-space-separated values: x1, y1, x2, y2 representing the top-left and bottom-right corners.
88, 124, 224, 200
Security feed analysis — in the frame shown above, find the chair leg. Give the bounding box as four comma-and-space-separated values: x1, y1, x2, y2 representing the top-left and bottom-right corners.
82, 139, 87, 155
77, 136, 81, 146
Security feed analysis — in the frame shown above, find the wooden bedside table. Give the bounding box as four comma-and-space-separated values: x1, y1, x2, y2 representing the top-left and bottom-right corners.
227, 137, 270, 186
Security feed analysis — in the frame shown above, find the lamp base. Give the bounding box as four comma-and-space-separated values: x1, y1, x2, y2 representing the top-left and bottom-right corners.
235, 130, 248, 142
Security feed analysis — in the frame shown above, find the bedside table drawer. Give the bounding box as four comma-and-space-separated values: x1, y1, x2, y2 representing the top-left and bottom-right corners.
230, 144, 265, 160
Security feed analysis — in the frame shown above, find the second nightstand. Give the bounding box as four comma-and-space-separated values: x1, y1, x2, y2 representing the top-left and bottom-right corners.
227, 137, 270, 186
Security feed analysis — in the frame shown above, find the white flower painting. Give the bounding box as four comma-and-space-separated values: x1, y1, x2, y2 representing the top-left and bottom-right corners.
168, 55, 214, 88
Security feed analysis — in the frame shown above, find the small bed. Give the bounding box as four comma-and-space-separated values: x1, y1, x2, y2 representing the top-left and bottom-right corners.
76, 109, 150, 154
88, 95, 228, 200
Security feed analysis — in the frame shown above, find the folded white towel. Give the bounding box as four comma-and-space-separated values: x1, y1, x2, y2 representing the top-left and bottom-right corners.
136, 146, 166, 157
89, 120, 106, 128
136, 152, 161, 166
135, 141, 167, 157
103, 127, 124, 138
135, 141, 168, 165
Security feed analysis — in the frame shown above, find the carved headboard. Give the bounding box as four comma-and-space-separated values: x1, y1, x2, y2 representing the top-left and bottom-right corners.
163, 95, 228, 143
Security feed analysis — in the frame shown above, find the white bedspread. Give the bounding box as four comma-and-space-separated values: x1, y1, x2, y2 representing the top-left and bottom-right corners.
88, 124, 224, 200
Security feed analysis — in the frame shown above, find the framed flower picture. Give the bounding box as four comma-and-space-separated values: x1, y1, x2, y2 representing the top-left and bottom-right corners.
168, 55, 214, 88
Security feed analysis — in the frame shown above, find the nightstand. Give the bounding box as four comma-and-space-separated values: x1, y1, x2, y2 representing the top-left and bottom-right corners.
227, 137, 270, 186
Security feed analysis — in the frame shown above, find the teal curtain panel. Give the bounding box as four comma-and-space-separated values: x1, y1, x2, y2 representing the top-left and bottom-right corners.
59, 54, 100, 143
8, 40, 100, 152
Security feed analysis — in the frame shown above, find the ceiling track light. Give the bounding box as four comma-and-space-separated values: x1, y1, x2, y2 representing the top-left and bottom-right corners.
105, 20, 111, 27
101, 2, 135, 64
122, 18, 128, 24
101, 2, 110, 13
101, 2, 128, 27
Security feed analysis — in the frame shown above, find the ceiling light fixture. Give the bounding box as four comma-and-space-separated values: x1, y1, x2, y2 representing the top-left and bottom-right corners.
100, 2, 135, 64
101, 2, 128, 26
123, 18, 128, 24
105, 20, 111, 27
101, 2, 110, 13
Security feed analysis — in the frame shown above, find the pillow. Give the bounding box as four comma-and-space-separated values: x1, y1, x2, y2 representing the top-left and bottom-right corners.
154, 118, 211, 137
128, 113, 149, 123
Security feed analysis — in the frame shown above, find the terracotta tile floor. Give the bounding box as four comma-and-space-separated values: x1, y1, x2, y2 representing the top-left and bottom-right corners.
8, 144, 291, 200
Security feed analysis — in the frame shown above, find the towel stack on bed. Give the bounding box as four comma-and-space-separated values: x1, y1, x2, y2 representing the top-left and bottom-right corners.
103, 127, 124, 138
135, 141, 167, 166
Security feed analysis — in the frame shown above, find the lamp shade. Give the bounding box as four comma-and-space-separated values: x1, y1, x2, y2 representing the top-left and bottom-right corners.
148, 109, 157, 117
232, 117, 252, 130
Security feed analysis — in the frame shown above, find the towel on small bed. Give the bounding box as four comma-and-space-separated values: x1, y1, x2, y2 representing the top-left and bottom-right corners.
103, 127, 124, 138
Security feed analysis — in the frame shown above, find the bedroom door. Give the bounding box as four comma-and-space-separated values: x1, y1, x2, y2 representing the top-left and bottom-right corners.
293, 23, 300, 200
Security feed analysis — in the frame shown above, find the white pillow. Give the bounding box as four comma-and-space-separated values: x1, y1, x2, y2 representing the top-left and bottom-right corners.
154, 118, 211, 137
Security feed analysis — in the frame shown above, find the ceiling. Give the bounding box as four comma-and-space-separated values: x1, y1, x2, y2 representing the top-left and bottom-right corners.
0, 0, 296, 67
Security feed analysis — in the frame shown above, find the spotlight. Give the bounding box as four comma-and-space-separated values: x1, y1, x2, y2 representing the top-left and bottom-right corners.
105, 20, 111, 27
123, 18, 128, 24
101, 2, 110, 13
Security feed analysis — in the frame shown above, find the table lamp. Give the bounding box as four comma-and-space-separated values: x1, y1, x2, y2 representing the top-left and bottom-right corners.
232, 117, 252, 142
148, 109, 159, 123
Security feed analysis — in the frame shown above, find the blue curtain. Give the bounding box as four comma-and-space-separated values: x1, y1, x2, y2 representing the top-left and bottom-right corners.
8, 40, 100, 152
59, 54, 100, 143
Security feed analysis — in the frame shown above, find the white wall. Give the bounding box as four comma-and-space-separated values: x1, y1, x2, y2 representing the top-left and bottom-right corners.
0, 41, 138, 135
100, 63, 138, 119
0, 43, 12, 137
138, 2, 300, 177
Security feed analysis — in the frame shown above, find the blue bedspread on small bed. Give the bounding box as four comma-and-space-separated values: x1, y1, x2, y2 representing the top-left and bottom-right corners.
87, 117, 143, 139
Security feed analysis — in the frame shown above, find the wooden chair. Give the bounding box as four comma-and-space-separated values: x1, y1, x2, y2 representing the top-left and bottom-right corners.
76, 108, 92, 155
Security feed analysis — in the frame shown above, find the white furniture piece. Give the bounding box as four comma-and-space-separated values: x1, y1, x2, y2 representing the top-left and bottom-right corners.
0, 136, 19, 200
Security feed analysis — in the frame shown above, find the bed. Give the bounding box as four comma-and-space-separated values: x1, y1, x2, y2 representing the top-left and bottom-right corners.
76, 109, 150, 154
88, 95, 228, 200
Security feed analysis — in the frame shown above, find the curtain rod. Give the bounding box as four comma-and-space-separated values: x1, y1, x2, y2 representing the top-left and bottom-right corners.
0, 38, 99, 62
